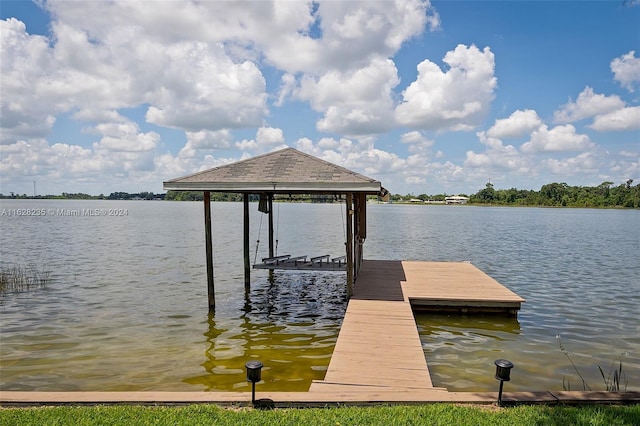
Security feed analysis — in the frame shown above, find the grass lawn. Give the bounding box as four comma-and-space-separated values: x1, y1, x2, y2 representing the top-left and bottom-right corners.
1, 403, 639, 426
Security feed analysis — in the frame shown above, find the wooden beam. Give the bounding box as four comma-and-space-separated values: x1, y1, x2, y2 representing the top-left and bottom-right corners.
268, 193, 274, 258
243, 193, 250, 290
203, 191, 215, 310
357, 193, 367, 240
346, 193, 354, 297
353, 193, 366, 278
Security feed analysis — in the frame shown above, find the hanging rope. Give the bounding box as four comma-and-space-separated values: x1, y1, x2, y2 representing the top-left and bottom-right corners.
253, 211, 264, 265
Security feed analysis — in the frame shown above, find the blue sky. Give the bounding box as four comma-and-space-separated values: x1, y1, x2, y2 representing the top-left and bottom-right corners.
1, 0, 639, 196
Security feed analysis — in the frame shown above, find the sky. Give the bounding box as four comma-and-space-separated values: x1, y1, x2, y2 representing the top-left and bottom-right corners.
1, 1, 639, 197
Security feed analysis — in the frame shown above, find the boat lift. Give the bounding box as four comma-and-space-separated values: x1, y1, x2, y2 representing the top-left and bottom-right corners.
253, 254, 347, 271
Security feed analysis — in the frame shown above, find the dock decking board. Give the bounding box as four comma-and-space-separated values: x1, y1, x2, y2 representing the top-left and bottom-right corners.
310, 260, 524, 394
317, 298, 434, 390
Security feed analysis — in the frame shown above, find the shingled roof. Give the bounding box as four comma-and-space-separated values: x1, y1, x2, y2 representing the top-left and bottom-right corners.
163, 147, 384, 194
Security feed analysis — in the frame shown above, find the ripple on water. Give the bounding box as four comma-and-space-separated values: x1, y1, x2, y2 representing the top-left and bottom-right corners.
1, 202, 638, 392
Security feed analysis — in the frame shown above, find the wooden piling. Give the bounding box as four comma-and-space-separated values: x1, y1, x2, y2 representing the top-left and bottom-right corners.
203, 191, 215, 310
243, 193, 250, 290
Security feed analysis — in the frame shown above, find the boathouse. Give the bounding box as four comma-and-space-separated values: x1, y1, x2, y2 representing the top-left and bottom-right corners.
163, 147, 387, 310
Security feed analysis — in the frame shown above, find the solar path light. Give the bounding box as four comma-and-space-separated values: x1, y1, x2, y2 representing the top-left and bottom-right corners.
494, 359, 514, 406
245, 360, 263, 405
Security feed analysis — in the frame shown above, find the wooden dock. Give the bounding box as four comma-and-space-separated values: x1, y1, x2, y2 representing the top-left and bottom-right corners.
1, 260, 532, 405
309, 260, 524, 395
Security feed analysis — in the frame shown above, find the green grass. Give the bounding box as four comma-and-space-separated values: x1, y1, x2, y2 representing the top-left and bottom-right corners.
1, 404, 639, 426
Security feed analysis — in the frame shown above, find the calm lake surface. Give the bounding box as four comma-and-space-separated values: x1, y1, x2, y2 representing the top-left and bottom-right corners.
1, 200, 638, 393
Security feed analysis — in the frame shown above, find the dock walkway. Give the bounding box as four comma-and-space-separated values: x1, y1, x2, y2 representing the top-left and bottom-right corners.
309, 260, 524, 395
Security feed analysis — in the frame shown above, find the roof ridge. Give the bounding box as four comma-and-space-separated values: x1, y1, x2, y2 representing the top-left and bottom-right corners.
163, 147, 383, 194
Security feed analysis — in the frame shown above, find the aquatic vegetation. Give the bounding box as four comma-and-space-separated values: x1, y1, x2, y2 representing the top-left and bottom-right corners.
557, 334, 628, 392
0, 264, 51, 295
599, 360, 628, 392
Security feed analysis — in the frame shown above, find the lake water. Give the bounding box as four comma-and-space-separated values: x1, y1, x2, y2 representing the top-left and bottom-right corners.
1, 200, 638, 393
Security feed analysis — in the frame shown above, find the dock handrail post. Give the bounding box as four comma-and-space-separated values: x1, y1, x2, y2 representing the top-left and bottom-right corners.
204, 191, 215, 310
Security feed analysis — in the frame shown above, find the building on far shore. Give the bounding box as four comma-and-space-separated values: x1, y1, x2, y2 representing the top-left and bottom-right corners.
445, 195, 469, 205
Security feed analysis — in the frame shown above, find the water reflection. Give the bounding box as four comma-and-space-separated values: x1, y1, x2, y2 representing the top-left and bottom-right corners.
183, 271, 347, 391
2, 201, 638, 392
416, 313, 522, 391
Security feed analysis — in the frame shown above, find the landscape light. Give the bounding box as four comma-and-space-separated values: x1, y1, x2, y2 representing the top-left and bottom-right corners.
494, 359, 514, 406
245, 360, 263, 405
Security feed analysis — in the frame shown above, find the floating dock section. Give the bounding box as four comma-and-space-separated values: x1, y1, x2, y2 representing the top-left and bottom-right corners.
310, 260, 524, 395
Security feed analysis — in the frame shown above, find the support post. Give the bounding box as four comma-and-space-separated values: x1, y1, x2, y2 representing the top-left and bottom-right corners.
203, 191, 215, 310
346, 193, 354, 297
353, 193, 365, 278
268, 193, 274, 258
244, 193, 251, 290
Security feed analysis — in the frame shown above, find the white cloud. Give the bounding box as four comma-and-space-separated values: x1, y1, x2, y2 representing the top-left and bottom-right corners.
401, 131, 435, 156
275, 73, 296, 107
256, 127, 285, 145
46, 0, 438, 75
317, 137, 339, 150
186, 130, 232, 150
178, 130, 233, 158
92, 121, 159, 153
521, 124, 594, 153
545, 152, 599, 175
143, 45, 267, 131
612, 153, 639, 180
0, 19, 57, 144
265, 0, 439, 74
554, 87, 625, 123
611, 50, 640, 92
395, 44, 497, 131
0, 135, 155, 188
589, 106, 640, 131
295, 58, 399, 135
234, 127, 287, 154
486, 109, 543, 139
2, 7, 270, 151
465, 132, 529, 175
3, 1, 637, 197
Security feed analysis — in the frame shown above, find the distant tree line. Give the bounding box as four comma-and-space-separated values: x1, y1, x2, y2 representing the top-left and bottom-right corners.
468, 180, 638, 208
0, 191, 164, 200
2, 180, 637, 208
383, 179, 638, 208
164, 191, 242, 201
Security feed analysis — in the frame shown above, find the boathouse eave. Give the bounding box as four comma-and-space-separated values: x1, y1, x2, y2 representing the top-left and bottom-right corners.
163, 181, 382, 194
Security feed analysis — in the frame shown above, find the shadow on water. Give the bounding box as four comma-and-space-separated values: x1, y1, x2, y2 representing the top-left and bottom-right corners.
183, 271, 347, 392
